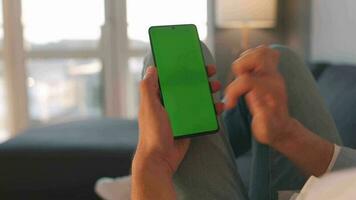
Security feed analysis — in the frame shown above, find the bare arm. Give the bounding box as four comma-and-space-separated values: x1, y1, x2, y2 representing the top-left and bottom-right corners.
272, 119, 334, 176
132, 154, 177, 200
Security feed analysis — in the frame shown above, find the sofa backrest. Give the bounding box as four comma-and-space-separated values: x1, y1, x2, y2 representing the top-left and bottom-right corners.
317, 64, 356, 148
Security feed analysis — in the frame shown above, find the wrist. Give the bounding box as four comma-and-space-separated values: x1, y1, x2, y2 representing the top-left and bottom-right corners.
131, 150, 176, 200
270, 118, 301, 150
132, 150, 174, 178
269, 118, 335, 176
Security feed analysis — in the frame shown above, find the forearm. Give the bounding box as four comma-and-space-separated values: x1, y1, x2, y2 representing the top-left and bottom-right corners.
272, 119, 334, 177
131, 154, 177, 200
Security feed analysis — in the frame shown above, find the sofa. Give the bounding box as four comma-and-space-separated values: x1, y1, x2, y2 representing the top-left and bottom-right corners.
0, 63, 355, 199
0, 119, 138, 199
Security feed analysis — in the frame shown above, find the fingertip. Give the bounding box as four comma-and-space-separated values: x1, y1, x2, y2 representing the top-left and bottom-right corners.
143, 66, 156, 79
147, 66, 157, 73
215, 102, 224, 115
206, 65, 217, 77
224, 100, 236, 110
210, 80, 222, 93
222, 96, 227, 103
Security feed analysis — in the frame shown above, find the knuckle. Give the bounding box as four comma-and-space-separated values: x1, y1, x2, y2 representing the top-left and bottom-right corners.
265, 93, 278, 107
231, 58, 240, 68
239, 74, 252, 85
256, 46, 275, 56
231, 60, 241, 73
257, 44, 268, 49
257, 46, 270, 57
226, 83, 236, 95
237, 76, 252, 90
257, 47, 281, 69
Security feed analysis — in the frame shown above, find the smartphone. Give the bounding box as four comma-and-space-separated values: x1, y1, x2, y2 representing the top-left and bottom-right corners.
149, 24, 219, 138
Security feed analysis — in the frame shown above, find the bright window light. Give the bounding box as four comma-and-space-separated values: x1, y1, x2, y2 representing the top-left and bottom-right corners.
22, 0, 105, 44
27, 59, 103, 122
0, 3, 7, 141
0, 2, 3, 40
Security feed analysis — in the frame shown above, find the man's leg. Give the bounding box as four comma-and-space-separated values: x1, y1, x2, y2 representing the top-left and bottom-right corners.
143, 42, 249, 200
224, 45, 342, 200
268, 45, 342, 199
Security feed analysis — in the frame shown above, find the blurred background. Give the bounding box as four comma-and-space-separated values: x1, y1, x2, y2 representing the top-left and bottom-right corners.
1, 0, 356, 199
0, 0, 212, 142
0, 0, 356, 142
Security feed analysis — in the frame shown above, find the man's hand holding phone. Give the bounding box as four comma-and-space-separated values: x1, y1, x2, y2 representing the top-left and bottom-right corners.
132, 65, 222, 199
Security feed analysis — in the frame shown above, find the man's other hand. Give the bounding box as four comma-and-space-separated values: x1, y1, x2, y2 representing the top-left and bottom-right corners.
224, 46, 295, 146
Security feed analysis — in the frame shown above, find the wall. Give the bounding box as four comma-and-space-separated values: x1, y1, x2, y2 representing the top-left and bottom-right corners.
214, 0, 311, 87
311, 0, 356, 64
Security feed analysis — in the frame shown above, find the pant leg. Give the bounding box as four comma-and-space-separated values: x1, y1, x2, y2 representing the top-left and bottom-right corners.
272, 45, 342, 145
143, 42, 249, 200
224, 45, 343, 200
267, 45, 342, 199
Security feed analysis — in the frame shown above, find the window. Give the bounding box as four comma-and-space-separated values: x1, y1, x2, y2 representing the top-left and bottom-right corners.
1, 0, 213, 137
22, 0, 104, 50
126, 0, 210, 117
0, 58, 6, 142
0, 61, 6, 142
26, 59, 102, 123
22, 0, 105, 124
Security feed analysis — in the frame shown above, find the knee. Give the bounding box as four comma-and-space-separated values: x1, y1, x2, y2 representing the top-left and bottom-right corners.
269, 44, 306, 75
269, 44, 300, 61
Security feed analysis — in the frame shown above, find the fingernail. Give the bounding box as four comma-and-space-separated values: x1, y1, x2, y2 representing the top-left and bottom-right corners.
146, 66, 154, 72
143, 66, 154, 79
222, 97, 230, 110
222, 97, 227, 103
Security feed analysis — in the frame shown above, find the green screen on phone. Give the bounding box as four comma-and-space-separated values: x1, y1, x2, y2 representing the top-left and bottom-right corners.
149, 24, 219, 138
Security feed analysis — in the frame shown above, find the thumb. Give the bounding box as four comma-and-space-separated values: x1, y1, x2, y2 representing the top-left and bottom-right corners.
140, 66, 160, 104
143, 66, 158, 82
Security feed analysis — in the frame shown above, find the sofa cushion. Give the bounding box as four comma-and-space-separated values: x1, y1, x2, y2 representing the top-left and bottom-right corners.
0, 118, 138, 200
317, 65, 356, 148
